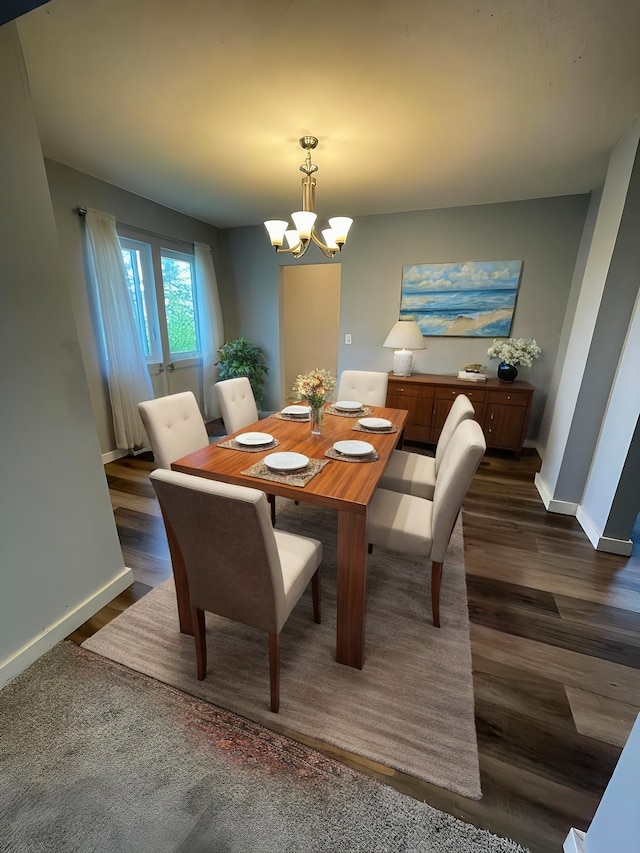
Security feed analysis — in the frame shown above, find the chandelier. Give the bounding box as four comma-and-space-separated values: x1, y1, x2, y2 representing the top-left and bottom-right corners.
264, 136, 353, 260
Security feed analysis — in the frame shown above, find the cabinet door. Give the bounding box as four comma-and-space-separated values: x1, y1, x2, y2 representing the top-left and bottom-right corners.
431, 388, 486, 444
484, 404, 527, 449
386, 382, 434, 444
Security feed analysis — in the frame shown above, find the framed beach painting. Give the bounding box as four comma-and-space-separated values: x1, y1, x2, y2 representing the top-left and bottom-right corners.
399, 260, 523, 337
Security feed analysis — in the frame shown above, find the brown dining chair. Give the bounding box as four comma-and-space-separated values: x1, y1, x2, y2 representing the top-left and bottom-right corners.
150, 469, 322, 712
368, 419, 485, 627
379, 393, 475, 500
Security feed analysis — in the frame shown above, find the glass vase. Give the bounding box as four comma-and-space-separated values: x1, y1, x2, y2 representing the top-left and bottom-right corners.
310, 403, 324, 435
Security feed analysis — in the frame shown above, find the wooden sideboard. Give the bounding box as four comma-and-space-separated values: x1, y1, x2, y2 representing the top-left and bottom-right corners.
385, 372, 534, 456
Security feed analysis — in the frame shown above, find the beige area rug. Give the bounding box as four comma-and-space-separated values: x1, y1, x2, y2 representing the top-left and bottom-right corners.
84, 499, 481, 799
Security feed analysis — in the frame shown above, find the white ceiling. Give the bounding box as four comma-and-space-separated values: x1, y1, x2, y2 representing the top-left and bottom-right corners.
16, 0, 640, 229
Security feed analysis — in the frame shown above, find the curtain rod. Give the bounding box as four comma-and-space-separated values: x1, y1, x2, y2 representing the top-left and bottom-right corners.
74, 206, 196, 247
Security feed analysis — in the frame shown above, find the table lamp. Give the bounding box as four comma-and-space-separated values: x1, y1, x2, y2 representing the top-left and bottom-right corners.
383, 319, 426, 376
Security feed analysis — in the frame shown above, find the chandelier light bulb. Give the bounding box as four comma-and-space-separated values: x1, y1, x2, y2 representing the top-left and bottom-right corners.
264, 220, 289, 247
291, 210, 317, 240
328, 217, 353, 245
284, 230, 301, 249
321, 229, 339, 250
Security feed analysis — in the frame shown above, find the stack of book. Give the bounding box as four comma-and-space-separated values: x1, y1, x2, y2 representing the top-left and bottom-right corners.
457, 370, 487, 382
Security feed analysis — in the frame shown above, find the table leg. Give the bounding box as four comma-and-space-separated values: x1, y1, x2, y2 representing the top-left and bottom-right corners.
335, 510, 367, 669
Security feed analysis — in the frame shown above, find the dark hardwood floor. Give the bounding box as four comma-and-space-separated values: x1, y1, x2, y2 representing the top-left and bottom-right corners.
68, 445, 640, 853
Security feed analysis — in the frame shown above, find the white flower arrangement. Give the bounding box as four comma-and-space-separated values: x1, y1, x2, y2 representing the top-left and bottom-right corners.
291, 368, 336, 408
487, 337, 541, 367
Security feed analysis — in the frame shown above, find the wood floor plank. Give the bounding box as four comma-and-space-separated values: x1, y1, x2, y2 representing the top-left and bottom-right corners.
465, 549, 640, 614
555, 593, 640, 634
471, 622, 640, 706
468, 580, 640, 670
564, 686, 640, 748
109, 489, 162, 516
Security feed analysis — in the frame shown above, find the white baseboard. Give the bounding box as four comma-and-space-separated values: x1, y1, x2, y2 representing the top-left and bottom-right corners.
534, 472, 579, 515
563, 827, 586, 853
596, 537, 633, 556
576, 506, 633, 555
0, 567, 134, 689
102, 448, 129, 464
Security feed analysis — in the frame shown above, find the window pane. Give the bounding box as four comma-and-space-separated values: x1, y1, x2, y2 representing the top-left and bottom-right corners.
161, 253, 198, 355
121, 246, 151, 356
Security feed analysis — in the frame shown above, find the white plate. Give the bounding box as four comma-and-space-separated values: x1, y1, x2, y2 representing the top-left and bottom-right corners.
281, 405, 310, 417
335, 400, 363, 412
264, 451, 309, 472
358, 417, 392, 430
235, 432, 274, 447
333, 440, 375, 457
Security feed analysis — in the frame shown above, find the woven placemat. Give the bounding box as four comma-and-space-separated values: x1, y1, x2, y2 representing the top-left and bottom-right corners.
271, 412, 311, 422
325, 405, 373, 418
241, 457, 329, 487
324, 448, 379, 463
352, 423, 398, 435
218, 438, 280, 453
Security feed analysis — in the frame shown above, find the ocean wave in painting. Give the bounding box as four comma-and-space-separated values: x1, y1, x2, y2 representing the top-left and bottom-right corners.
401, 308, 513, 337
401, 287, 518, 315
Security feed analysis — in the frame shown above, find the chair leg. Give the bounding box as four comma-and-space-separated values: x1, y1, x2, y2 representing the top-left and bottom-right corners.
431, 561, 443, 628
268, 493, 277, 526
269, 633, 280, 713
311, 568, 321, 624
368, 543, 373, 554
193, 607, 207, 679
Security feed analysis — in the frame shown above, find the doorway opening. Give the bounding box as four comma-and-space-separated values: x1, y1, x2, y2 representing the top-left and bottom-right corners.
279, 264, 341, 403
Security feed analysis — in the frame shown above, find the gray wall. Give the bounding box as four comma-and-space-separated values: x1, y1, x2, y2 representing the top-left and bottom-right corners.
557, 142, 640, 500
45, 160, 224, 453
0, 23, 129, 685
221, 195, 590, 441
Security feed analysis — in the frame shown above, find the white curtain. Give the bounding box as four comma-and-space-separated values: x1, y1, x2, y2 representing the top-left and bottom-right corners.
83, 208, 153, 452
194, 241, 225, 419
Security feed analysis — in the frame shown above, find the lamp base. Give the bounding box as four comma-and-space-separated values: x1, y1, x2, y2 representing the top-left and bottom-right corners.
392, 349, 413, 376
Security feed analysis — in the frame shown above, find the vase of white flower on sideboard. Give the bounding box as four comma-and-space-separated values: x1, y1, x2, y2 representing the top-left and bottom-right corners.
487, 337, 541, 382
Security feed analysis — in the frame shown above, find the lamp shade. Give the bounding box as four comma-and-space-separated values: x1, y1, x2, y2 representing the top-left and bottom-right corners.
383, 320, 426, 351
383, 319, 425, 376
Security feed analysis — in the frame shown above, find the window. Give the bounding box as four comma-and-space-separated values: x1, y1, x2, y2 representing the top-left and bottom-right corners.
119, 234, 200, 365
160, 249, 198, 356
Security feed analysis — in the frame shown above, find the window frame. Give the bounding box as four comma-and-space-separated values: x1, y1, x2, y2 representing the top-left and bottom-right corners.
118, 227, 200, 366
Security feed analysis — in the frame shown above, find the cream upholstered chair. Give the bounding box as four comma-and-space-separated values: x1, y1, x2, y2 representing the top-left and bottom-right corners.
368, 419, 485, 628
379, 394, 475, 500
215, 375, 278, 524
215, 377, 259, 435
138, 391, 209, 469
336, 370, 389, 406
150, 469, 322, 713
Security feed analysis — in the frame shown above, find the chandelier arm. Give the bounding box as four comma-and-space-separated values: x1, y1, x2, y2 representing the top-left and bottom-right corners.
290, 239, 311, 259
310, 228, 337, 258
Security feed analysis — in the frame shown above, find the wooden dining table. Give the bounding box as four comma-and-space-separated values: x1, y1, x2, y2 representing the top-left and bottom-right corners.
169, 402, 408, 669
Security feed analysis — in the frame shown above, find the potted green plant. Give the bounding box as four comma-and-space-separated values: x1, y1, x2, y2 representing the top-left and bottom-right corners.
216, 337, 268, 404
